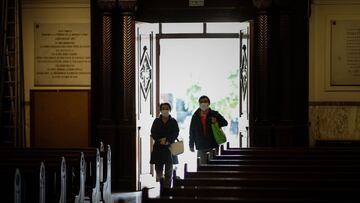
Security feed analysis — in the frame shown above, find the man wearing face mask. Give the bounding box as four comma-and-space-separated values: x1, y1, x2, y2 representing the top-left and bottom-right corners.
150, 102, 179, 188
189, 95, 228, 164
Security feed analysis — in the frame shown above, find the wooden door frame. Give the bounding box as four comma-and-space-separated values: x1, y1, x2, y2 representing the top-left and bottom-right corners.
91, 0, 309, 191
155, 27, 251, 147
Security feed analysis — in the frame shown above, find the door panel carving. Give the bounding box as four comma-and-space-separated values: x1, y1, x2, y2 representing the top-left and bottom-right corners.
136, 23, 159, 189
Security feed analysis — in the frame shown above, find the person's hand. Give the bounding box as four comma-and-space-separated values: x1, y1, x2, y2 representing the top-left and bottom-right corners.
211, 117, 217, 123
190, 147, 195, 152
159, 138, 167, 145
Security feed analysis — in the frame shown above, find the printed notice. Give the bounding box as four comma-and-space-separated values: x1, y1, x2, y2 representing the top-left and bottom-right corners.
34, 23, 90, 86
331, 20, 360, 86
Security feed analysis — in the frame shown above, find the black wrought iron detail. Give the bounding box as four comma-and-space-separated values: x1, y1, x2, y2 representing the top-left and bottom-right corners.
139, 46, 152, 101
240, 44, 248, 100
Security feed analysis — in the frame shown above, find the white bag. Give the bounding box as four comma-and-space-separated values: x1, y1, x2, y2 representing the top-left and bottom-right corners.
169, 139, 184, 156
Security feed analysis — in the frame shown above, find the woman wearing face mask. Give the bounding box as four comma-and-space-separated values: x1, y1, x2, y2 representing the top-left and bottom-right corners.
150, 102, 179, 188
189, 95, 228, 164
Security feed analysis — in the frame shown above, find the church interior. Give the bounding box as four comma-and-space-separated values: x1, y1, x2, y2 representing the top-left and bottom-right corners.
1, 0, 360, 202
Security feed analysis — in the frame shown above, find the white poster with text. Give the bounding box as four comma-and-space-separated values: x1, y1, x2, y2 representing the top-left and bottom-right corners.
331, 20, 360, 86
35, 23, 90, 86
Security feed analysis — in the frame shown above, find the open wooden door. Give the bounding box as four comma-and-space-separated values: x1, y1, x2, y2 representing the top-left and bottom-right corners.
135, 22, 159, 189
239, 23, 251, 147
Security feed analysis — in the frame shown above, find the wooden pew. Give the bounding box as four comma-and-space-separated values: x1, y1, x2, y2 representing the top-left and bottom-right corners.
102, 144, 112, 203
147, 146, 360, 203
14, 169, 21, 203
0, 147, 98, 202
71, 144, 112, 203
206, 156, 360, 165
163, 147, 360, 203
197, 162, 360, 172
5, 147, 111, 203
39, 162, 46, 203
163, 170, 360, 201
160, 185, 360, 201
197, 148, 360, 172
192, 149, 360, 185
59, 157, 67, 203
142, 187, 359, 203
211, 153, 360, 160
202, 147, 360, 164
184, 163, 360, 179
168, 168, 360, 201
91, 149, 101, 203
173, 176, 360, 188
219, 145, 360, 156
8, 153, 96, 203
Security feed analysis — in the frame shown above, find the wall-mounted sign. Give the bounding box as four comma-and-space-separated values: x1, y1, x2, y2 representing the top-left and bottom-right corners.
34, 23, 90, 86
189, 0, 204, 7
331, 20, 360, 86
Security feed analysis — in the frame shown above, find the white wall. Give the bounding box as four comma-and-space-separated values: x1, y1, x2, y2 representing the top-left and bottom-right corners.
22, 0, 90, 146
309, 0, 360, 101
309, 0, 360, 146
21, 0, 360, 146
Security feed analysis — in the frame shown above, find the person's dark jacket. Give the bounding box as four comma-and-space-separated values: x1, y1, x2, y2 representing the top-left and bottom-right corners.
189, 108, 228, 150
150, 115, 179, 164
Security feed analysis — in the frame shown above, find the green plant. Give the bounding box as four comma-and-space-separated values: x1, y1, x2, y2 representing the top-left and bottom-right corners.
184, 69, 239, 119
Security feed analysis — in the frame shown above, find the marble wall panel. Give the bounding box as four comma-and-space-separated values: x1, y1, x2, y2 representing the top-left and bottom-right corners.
309, 103, 360, 146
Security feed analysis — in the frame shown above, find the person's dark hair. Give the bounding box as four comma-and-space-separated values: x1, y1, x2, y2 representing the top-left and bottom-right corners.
159, 102, 171, 111
198, 95, 210, 104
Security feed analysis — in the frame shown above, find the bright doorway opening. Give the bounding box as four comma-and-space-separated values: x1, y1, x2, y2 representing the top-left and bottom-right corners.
158, 22, 250, 176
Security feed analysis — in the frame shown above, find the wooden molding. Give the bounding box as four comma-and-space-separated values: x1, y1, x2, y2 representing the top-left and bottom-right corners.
309, 101, 360, 106
312, 0, 360, 5
22, 0, 90, 8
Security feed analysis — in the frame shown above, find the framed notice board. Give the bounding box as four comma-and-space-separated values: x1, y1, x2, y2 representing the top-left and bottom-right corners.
330, 20, 360, 86
30, 90, 90, 147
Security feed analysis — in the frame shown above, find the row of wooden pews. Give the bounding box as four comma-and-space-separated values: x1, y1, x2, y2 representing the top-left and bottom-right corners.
0, 142, 112, 203
142, 143, 360, 203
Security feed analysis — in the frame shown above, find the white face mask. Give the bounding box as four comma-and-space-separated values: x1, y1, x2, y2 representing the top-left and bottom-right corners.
199, 103, 209, 111
161, 110, 170, 117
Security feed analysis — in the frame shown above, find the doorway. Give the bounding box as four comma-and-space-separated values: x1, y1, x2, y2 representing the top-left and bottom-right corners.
136, 22, 250, 187
158, 22, 250, 175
